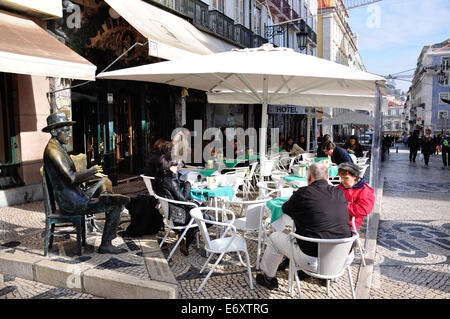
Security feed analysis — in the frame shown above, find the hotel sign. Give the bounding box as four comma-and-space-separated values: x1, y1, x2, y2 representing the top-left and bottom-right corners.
268, 105, 306, 115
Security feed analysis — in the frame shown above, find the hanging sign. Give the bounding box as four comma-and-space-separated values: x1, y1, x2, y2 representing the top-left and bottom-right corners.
268, 105, 306, 115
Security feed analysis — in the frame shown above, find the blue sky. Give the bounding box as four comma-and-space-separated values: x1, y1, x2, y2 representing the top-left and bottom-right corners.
346, 0, 450, 93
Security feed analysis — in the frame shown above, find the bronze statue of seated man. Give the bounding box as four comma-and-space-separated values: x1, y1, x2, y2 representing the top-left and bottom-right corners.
42, 112, 130, 254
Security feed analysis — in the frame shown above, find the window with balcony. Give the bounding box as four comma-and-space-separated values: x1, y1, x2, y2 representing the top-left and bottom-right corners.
235, 0, 244, 24
253, 5, 262, 35
442, 57, 449, 71
439, 111, 448, 119
439, 92, 449, 104
212, 0, 224, 12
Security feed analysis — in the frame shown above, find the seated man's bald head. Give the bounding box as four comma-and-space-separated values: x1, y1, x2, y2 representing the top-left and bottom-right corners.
308, 163, 329, 184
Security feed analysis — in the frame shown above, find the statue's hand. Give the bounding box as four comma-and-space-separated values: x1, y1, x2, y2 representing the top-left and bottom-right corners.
92, 165, 103, 173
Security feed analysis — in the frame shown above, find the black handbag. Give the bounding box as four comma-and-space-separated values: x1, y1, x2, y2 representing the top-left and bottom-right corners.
168, 203, 190, 225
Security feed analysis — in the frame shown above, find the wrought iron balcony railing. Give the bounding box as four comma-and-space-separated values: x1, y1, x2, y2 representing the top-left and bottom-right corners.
209, 9, 234, 42
251, 33, 268, 48
234, 24, 252, 48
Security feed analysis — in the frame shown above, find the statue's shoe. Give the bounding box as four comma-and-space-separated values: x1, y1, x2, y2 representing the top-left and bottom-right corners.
97, 245, 127, 255
99, 193, 130, 206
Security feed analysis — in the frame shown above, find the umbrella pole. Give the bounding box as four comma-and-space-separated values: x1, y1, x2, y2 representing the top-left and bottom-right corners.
306, 108, 312, 152
260, 101, 268, 186
367, 83, 383, 252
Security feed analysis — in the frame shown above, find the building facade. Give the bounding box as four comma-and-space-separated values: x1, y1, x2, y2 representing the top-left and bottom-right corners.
45, 0, 281, 183
264, 0, 319, 149
382, 95, 404, 138
409, 39, 450, 137
317, 0, 368, 144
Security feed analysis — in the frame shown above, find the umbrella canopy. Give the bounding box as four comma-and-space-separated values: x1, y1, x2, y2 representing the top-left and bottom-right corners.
322, 111, 375, 126
97, 44, 386, 158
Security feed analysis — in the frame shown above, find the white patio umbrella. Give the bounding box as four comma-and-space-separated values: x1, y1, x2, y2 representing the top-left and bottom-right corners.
322, 111, 375, 126
97, 44, 385, 161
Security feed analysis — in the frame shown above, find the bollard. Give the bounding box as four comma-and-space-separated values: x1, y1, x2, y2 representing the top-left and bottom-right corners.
396, 146, 398, 153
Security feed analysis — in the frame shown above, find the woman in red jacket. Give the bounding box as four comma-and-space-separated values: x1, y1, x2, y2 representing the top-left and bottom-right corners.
336, 162, 375, 231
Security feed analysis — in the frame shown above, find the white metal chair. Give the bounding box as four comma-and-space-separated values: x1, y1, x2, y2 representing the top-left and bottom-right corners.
287, 232, 359, 299
140, 174, 156, 196
301, 153, 316, 161
255, 159, 276, 182
152, 194, 199, 261
226, 198, 273, 269
242, 162, 258, 199
362, 150, 369, 157
356, 157, 369, 165
352, 217, 367, 267
217, 174, 245, 200
189, 207, 254, 293
357, 164, 369, 178
256, 181, 292, 198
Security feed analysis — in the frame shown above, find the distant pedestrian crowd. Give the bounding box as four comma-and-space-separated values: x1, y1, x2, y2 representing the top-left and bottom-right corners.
404, 131, 450, 168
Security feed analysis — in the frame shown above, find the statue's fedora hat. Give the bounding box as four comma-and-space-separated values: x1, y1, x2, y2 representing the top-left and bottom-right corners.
42, 112, 76, 132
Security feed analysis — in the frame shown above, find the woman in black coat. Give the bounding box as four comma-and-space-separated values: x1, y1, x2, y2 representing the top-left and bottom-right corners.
154, 155, 213, 256
421, 136, 434, 167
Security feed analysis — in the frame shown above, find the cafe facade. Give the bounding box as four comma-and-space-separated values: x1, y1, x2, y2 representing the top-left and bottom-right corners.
0, 0, 97, 206
53, 0, 269, 183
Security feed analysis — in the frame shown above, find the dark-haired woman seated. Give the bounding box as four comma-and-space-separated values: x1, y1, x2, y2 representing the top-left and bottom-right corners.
154, 155, 214, 256
343, 135, 363, 158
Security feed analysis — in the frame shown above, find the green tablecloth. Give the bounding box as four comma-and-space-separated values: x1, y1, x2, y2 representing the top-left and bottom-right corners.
314, 157, 330, 162
190, 185, 235, 202
223, 160, 238, 168
283, 175, 308, 183
199, 169, 217, 177
266, 197, 289, 223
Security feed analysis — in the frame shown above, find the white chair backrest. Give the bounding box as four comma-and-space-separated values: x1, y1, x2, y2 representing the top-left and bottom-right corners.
246, 162, 258, 180
358, 164, 369, 178
362, 150, 369, 157
190, 207, 235, 250
301, 153, 316, 160
241, 198, 271, 230
256, 181, 281, 197
260, 159, 276, 176
290, 233, 357, 277
140, 174, 155, 196
189, 207, 212, 248
153, 194, 198, 226
224, 167, 247, 177
279, 187, 294, 197
356, 157, 369, 165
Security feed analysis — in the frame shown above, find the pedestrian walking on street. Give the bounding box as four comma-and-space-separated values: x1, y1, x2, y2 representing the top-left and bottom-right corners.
421, 136, 434, 167
441, 133, 450, 169
407, 132, 421, 163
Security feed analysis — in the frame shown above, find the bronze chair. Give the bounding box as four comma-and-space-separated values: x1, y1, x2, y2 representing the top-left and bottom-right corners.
41, 166, 86, 256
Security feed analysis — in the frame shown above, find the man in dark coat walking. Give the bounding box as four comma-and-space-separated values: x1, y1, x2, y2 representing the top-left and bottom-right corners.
407, 132, 421, 163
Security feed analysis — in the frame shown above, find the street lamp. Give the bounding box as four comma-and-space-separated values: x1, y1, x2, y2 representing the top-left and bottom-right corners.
297, 31, 308, 51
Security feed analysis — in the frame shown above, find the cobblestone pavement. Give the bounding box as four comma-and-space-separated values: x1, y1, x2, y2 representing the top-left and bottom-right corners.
370, 145, 450, 299
0, 180, 149, 299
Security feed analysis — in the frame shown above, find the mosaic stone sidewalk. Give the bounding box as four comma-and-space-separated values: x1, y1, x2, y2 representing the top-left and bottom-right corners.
369, 145, 450, 299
